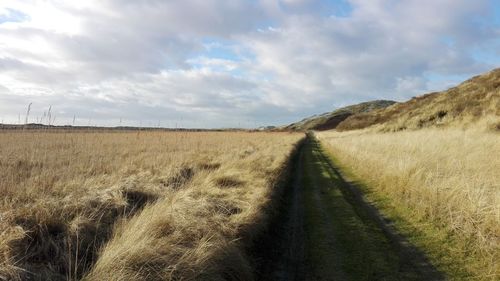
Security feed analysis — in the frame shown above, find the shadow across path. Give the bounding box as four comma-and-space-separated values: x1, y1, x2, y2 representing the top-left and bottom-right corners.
258, 134, 444, 281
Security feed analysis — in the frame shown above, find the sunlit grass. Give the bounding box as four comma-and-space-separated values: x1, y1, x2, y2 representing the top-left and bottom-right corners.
317, 129, 499, 280
0, 130, 303, 280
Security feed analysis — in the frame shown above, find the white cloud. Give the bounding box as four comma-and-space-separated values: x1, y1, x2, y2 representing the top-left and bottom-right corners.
0, 0, 498, 127
243, 0, 496, 108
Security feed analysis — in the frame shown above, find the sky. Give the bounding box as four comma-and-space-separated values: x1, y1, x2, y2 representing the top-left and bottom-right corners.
0, 0, 499, 128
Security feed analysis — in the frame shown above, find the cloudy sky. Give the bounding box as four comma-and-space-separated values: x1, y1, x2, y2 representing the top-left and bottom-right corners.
0, 0, 499, 128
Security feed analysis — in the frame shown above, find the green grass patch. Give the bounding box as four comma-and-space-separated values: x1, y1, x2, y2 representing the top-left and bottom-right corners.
318, 138, 475, 280
301, 137, 423, 280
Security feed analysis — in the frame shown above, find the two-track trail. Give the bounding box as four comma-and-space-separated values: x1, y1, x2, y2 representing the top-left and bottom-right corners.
257, 134, 444, 281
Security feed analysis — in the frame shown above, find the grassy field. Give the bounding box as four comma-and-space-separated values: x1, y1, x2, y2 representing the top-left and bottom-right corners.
301, 137, 427, 280
317, 129, 499, 280
0, 130, 303, 280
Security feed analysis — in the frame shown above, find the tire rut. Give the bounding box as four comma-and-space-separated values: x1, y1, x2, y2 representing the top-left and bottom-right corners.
305, 148, 347, 281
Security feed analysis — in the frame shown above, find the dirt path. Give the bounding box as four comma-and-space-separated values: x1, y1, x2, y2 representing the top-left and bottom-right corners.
258, 134, 444, 281
257, 148, 306, 281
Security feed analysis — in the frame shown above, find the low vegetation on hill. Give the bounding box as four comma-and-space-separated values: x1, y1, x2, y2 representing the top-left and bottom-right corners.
285, 100, 396, 131
336, 68, 500, 131
0, 130, 303, 281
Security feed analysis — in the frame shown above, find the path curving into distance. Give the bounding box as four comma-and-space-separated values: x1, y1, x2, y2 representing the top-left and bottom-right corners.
258, 134, 444, 281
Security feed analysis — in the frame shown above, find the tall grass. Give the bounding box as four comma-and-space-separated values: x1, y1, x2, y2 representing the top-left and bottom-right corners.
0, 130, 303, 280
317, 129, 499, 280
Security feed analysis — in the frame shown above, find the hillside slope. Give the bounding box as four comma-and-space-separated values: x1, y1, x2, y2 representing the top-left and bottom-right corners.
336, 68, 500, 131
285, 100, 396, 131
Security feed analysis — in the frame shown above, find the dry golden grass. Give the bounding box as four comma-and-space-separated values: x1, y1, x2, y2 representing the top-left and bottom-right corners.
0, 130, 303, 281
336, 68, 500, 131
317, 129, 499, 280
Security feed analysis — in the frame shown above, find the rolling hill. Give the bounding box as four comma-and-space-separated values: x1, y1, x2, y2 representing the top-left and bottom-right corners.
336, 68, 500, 131
284, 100, 396, 131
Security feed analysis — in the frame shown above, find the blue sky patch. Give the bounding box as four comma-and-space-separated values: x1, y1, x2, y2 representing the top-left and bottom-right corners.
201, 38, 242, 61
327, 0, 353, 17
0, 8, 29, 24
